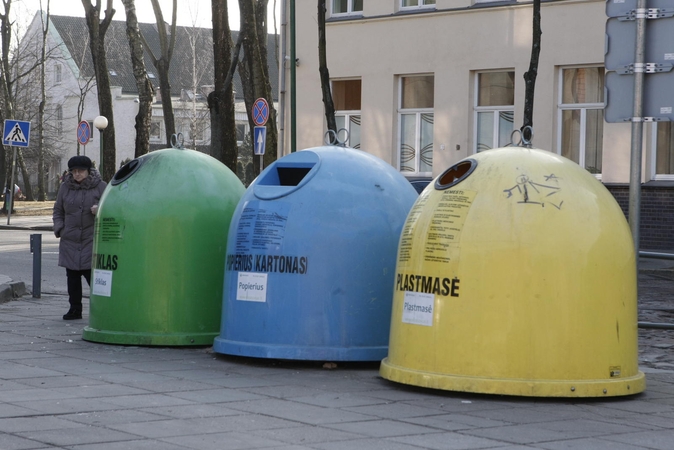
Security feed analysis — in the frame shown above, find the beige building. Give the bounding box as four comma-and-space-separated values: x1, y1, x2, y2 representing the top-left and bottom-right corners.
281, 0, 674, 250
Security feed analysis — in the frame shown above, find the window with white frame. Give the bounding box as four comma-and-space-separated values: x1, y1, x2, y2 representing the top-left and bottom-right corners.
54, 64, 62, 85
150, 120, 162, 141
401, 0, 436, 9
87, 120, 95, 141
474, 71, 514, 152
655, 123, 674, 178
333, 79, 361, 149
331, 0, 362, 16
558, 67, 604, 175
398, 75, 434, 175
236, 123, 248, 147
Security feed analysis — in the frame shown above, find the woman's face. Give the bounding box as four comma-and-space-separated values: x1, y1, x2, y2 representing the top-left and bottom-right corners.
71, 168, 89, 183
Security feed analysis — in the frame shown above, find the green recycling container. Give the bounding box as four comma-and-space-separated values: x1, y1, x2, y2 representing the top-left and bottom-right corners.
82, 148, 245, 346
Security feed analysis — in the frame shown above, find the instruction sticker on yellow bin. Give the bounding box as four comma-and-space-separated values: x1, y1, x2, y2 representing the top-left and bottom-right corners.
402, 291, 434, 326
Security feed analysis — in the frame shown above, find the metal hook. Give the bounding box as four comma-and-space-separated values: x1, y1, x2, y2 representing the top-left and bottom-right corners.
170, 133, 185, 149
324, 128, 350, 147
510, 126, 534, 148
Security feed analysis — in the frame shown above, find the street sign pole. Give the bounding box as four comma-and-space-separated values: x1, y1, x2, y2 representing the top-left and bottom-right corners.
7, 147, 17, 225
628, 0, 647, 258
3, 119, 31, 225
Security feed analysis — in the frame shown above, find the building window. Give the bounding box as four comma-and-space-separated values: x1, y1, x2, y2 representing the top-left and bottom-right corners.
401, 0, 436, 9
558, 67, 604, 175
655, 123, 674, 178
333, 79, 361, 149
150, 120, 162, 141
56, 105, 63, 136
236, 123, 248, 146
54, 64, 62, 85
331, 0, 362, 15
474, 71, 514, 152
398, 75, 434, 175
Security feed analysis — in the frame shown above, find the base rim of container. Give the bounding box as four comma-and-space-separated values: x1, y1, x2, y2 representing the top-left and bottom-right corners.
379, 358, 646, 397
82, 327, 217, 346
213, 337, 387, 361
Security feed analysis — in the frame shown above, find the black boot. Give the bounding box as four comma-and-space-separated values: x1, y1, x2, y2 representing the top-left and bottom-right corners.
63, 308, 82, 320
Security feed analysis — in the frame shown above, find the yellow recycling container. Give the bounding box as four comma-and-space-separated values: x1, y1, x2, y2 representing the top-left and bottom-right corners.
380, 147, 645, 397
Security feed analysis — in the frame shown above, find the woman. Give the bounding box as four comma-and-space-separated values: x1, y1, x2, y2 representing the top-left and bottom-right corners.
53, 156, 107, 320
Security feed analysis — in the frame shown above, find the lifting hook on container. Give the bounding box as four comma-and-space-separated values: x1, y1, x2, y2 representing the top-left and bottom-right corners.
171, 133, 185, 149
324, 128, 350, 147
510, 126, 534, 148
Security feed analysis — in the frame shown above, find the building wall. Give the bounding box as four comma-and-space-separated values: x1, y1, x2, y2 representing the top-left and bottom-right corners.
286, 0, 634, 180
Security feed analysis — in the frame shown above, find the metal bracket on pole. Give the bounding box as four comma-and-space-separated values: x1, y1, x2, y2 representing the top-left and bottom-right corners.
620, 8, 674, 20
617, 62, 674, 74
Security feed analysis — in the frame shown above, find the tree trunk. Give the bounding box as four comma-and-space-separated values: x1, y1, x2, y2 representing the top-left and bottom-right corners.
522, 0, 541, 145
37, 4, 51, 201
17, 149, 33, 201
209, 0, 239, 170
317, 0, 336, 139
239, 0, 277, 170
81, 0, 117, 181
140, 0, 177, 147
0, 1, 14, 197
121, 0, 154, 158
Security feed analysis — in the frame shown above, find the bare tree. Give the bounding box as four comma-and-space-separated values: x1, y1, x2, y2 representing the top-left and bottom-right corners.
317, 0, 336, 137
35, 0, 51, 201
81, 0, 117, 181
180, 21, 212, 150
121, 0, 154, 157
209, 0, 238, 170
238, 0, 277, 170
521, 0, 541, 144
140, 0, 176, 147
0, 0, 13, 200
1, 0, 48, 202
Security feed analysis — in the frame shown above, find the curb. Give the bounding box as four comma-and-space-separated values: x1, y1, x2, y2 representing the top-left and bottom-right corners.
0, 225, 53, 231
0, 281, 27, 304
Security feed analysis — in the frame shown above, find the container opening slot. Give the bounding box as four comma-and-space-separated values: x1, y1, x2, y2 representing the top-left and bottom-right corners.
436, 159, 477, 190
111, 158, 143, 185
277, 167, 312, 186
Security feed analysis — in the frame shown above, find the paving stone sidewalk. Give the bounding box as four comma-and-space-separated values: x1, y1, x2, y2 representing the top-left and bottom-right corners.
1, 280, 673, 450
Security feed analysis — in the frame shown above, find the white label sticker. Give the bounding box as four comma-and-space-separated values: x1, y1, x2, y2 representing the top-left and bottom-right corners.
401, 291, 434, 327
92, 269, 113, 297
660, 106, 673, 114
664, 53, 674, 61
237, 272, 268, 302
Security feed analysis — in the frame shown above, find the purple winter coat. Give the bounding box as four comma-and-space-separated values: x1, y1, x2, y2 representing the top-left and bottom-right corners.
52, 169, 107, 270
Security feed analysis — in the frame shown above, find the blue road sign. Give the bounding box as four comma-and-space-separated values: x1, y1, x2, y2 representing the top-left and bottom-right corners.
77, 120, 91, 145
253, 98, 269, 126
254, 126, 267, 156
3, 120, 31, 147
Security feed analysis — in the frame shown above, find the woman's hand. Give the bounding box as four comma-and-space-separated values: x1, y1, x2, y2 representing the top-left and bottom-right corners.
91, 204, 99, 215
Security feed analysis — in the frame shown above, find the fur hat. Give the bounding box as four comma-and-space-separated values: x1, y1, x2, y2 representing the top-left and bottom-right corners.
68, 155, 92, 171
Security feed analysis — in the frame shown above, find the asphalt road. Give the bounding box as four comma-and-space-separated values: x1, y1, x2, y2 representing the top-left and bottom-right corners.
0, 228, 70, 296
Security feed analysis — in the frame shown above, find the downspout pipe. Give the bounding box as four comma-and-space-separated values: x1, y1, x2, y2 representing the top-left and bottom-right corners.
290, 0, 296, 152
278, 0, 287, 157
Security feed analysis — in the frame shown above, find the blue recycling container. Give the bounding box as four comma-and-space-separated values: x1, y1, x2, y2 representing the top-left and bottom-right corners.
213, 146, 418, 361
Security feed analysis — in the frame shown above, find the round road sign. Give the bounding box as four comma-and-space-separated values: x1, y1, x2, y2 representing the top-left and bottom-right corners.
252, 98, 269, 126
77, 120, 91, 145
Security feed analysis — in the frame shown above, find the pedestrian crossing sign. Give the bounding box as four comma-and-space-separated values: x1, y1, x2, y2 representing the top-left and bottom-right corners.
3, 119, 31, 147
